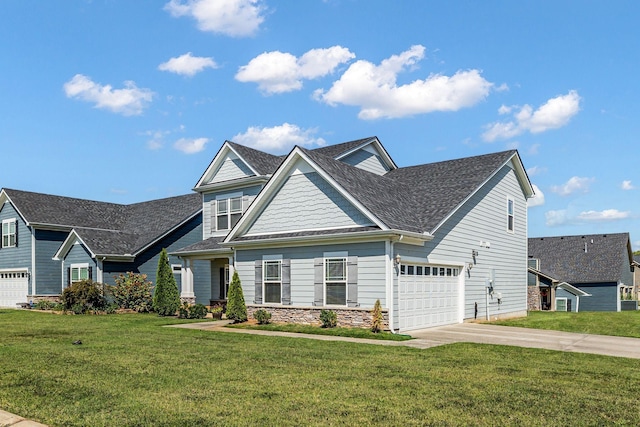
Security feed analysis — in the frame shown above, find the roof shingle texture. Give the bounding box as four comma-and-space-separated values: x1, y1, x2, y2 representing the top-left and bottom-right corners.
4, 189, 201, 255
528, 233, 631, 284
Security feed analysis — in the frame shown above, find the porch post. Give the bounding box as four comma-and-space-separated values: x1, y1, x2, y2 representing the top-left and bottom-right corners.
227, 256, 234, 277
180, 258, 195, 303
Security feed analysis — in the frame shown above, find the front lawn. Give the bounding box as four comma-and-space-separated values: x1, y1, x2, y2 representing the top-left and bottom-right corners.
1, 310, 640, 426
494, 310, 640, 338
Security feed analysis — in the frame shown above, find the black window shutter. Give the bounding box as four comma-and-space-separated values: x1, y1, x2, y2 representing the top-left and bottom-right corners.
88, 266, 93, 281
347, 256, 359, 307
66, 267, 71, 286
282, 259, 291, 305
313, 257, 323, 306
14, 219, 17, 247
254, 260, 263, 304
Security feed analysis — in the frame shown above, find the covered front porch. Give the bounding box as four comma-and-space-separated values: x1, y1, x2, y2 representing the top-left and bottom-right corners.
172, 237, 234, 307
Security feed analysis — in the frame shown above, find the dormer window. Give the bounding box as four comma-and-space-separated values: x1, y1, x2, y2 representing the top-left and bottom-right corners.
216, 195, 242, 231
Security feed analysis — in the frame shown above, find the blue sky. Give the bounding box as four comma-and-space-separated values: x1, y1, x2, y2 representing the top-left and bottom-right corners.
2, 1, 640, 248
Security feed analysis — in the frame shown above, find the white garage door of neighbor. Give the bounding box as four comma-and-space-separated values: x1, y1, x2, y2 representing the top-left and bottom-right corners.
0, 271, 29, 308
398, 264, 461, 331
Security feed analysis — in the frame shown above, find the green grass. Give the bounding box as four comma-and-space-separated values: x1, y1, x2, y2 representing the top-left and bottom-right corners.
494, 310, 640, 337
228, 322, 413, 341
1, 310, 640, 426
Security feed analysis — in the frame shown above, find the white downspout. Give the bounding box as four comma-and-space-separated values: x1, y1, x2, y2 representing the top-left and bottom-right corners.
388, 240, 395, 333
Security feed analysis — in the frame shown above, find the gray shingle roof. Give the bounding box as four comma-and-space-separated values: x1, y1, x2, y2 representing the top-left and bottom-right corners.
311, 137, 376, 159
226, 141, 284, 176
386, 150, 518, 232
172, 236, 228, 254
301, 148, 518, 235
528, 233, 632, 284
4, 188, 201, 256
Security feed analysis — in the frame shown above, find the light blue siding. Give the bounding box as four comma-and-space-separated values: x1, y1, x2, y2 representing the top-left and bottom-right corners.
63, 243, 96, 287
235, 241, 387, 308
210, 156, 254, 184
246, 172, 373, 235
0, 203, 32, 293
202, 185, 262, 236
394, 163, 528, 324
556, 288, 578, 312
341, 149, 390, 175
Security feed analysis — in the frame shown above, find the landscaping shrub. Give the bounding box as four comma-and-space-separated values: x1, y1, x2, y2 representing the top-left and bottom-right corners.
61, 280, 107, 314
178, 302, 209, 319
371, 299, 383, 333
253, 309, 271, 325
153, 249, 180, 316
112, 272, 154, 312
34, 300, 56, 310
319, 309, 337, 328
225, 271, 247, 323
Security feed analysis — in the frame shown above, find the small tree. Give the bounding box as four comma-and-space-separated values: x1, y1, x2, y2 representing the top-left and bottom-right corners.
61, 279, 107, 314
371, 299, 384, 333
153, 248, 180, 316
225, 271, 247, 323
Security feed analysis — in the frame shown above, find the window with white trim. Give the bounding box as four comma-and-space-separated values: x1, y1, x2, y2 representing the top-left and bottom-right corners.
263, 259, 282, 304
507, 198, 514, 232
2, 218, 16, 248
325, 257, 347, 306
70, 264, 89, 283
216, 195, 242, 231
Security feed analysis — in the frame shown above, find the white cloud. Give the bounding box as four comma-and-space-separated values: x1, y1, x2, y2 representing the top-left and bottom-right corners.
164, 0, 265, 37
174, 137, 209, 154
621, 180, 635, 190
232, 123, 326, 153
235, 46, 355, 94
545, 208, 630, 226
545, 209, 569, 226
143, 130, 170, 150
158, 52, 218, 76
482, 90, 581, 141
527, 184, 545, 208
526, 165, 545, 176
63, 74, 154, 116
550, 176, 594, 196
576, 209, 631, 222
314, 45, 493, 120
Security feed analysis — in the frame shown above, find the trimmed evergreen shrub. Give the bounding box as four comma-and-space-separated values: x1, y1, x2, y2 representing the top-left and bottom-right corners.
112, 272, 153, 312
153, 248, 180, 316
61, 280, 107, 314
319, 309, 337, 328
225, 271, 247, 323
371, 299, 384, 333
254, 309, 271, 324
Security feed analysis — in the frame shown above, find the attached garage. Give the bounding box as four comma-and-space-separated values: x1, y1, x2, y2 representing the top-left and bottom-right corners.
398, 264, 462, 331
0, 270, 29, 308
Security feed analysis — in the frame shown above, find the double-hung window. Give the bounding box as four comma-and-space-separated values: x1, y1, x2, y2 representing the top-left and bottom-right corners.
70, 264, 89, 283
325, 257, 347, 305
507, 198, 514, 232
263, 259, 282, 304
2, 219, 16, 248
216, 195, 242, 231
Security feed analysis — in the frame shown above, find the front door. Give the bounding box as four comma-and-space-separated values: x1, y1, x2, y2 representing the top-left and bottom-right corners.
219, 265, 229, 299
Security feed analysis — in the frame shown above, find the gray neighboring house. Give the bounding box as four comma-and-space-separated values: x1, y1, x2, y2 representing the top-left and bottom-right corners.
528, 233, 634, 312
0, 188, 206, 307
174, 136, 534, 332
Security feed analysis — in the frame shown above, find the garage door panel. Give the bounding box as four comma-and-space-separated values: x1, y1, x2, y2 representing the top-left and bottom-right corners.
399, 264, 461, 331
0, 271, 29, 308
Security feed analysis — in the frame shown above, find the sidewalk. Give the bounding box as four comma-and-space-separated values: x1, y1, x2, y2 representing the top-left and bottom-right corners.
169, 320, 640, 358
0, 409, 47, 427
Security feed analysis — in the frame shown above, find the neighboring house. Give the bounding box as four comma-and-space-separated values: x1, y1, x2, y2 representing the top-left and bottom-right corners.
632, 255, 640, 300
0, 188, 205, 307
174, 137, 534, 332
528, 233, 634, 312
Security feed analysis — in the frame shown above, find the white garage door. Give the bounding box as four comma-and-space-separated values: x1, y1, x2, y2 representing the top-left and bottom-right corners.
398, 264, 461, 331
0, 270, 29, 308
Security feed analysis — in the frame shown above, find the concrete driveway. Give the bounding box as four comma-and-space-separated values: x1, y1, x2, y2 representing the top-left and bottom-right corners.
409, 323, 640, 359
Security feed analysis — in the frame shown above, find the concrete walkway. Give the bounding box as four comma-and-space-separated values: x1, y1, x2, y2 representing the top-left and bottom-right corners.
0, 409, 47, 427
170, 320, 640, 359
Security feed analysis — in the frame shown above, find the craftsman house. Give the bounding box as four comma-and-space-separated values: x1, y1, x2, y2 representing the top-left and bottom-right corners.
0, 189, 205, 307
174, 137, 534, 332
528, 233, 634, 312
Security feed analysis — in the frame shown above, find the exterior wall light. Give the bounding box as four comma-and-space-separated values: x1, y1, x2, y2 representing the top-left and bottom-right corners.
394, 254, 401, 265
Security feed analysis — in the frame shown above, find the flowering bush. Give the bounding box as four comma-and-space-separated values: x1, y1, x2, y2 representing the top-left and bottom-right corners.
112, 272, 154, 312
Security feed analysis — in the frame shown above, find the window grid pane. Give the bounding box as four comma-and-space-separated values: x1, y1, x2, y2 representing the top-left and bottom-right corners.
325, 258, 346, 281
264, 260, 281, 281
